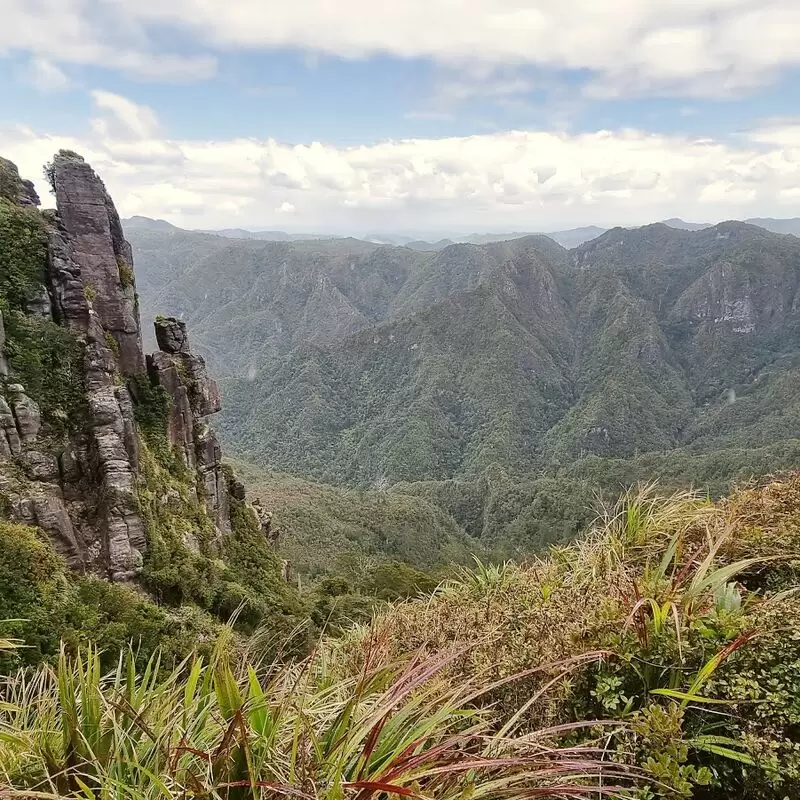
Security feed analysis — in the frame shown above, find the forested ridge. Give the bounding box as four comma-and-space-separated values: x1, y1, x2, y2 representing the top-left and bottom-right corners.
129, 218, 800, 557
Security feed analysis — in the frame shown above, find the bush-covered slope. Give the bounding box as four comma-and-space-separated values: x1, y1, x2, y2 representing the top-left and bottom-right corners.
221, 276, 574, 484
216, 223, 800, 484
336, 475, 800, 799
3, 475, 799, 800
129, 217, 800, 554
128, 225, 428, 376
230, 460, 478, 576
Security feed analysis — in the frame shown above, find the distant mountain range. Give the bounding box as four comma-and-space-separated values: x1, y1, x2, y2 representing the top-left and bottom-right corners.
364, 227, 609, 249
378, 218, 800, 247
124, 216, 340, 242
126, 215, 800, 553
125, 214, 800, 253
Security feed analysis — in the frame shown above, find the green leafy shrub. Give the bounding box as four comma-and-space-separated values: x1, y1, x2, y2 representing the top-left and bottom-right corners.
103, 331, 120, 359
0, 197, 46, 310
1, 198, 86, 431
116, 255, 134, 288
0, 521, 219, 672
221, 493, 310, 645
0, 521, 63, 670
2, 311, 86, 429
135, 440, 309, 648
131, 375, 170, 441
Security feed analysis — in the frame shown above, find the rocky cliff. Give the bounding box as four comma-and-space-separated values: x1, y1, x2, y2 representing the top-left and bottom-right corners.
147, 315, 231, 533
0, 152, 251, 583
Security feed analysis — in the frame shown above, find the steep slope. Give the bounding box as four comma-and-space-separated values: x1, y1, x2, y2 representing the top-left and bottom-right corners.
221, 251, 575, 485
128, 225, 428, 376
564, 223, 800, 456
389, 235, 570, 318
220, 220, 800, 490
127, 213, 800, 554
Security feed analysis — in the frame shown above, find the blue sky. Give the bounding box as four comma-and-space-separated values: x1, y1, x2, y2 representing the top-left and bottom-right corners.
1, 1, 799, 234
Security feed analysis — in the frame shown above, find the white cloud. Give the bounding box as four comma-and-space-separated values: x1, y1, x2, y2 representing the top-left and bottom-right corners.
433, 77, 535, 105
90, 91, 161, 139
2, 90, 800, 232
1, 0, 216, 81
746, 119, 800, 147
21, 57, 71, 91
2, 1, 800, 97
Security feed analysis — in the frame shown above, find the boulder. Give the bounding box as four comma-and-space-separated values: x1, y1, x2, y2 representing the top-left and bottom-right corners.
146, 351, 196, 467
46, 222, 91, 331
26, 285, 52, 317
152, 318, 221, 417
195, 422, 230, 533
29, 491, 85, 570
154, 316, 190, 354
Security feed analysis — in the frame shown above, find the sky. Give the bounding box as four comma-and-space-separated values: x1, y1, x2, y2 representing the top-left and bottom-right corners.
1, 0, 799, 235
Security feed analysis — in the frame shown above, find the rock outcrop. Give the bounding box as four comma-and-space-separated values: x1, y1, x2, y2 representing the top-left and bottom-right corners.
147, 317, 230, 532
0, 152, 238, 580
0, 156, 39, 207
52, 151, 144, 376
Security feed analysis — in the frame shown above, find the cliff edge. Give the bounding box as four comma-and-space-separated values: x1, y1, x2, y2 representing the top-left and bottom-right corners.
0, 153, 294, 640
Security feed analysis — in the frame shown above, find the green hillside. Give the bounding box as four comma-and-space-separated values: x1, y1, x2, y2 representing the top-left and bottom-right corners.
129, 220, 800, 556
228, 459, 479, 576
4, 475, 800, 800
217, 224, 800, 473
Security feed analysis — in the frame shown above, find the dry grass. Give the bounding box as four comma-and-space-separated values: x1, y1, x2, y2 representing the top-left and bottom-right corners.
333, 478, 800, 727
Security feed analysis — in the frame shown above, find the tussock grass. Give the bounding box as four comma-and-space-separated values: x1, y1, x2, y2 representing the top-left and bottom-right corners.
0, 636, 631, 799
332, 478, 800, 798
2, 476, 799, 799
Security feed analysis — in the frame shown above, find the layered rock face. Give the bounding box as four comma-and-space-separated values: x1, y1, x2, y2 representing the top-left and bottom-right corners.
0, 153, 236, 579
146, 317, 230, 533
52, 152, 144, 376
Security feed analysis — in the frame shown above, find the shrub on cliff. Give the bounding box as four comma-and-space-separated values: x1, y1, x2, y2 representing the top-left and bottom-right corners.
0, 521, 218, 671
1, 196, 86, 430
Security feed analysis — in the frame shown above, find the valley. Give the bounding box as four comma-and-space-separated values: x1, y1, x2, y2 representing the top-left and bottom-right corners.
2, 152, 800, 800
128, 216, 800, 559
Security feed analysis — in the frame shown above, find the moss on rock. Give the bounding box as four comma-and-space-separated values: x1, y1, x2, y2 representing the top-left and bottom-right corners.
0, 520, 220, 672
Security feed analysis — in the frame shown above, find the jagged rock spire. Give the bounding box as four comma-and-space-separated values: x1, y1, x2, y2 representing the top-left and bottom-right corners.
51, 151, 144, 376
1, 153, 237, 582
147, 316, 230, 533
